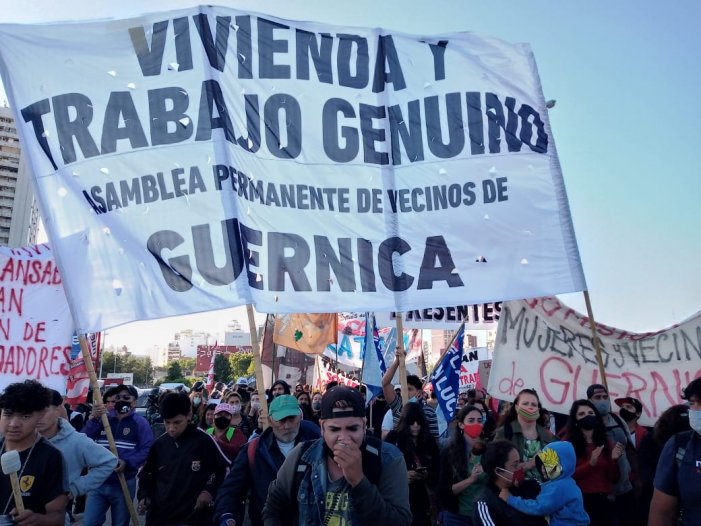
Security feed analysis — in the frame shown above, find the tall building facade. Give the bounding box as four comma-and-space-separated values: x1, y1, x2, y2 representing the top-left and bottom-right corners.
0, 106, 39, 247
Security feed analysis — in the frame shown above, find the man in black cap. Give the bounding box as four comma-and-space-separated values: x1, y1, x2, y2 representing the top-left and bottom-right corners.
263, 386, 411, 525
614, 396, 649, 448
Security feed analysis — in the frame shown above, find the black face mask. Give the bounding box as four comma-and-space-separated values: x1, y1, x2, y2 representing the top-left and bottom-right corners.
619, 408, 637, 422
214, 417, 231, 430
115, 401, 131, 414
577, 415, 598, 430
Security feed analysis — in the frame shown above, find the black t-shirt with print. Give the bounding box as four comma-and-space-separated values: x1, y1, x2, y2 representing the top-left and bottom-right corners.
0, 438, 66, 515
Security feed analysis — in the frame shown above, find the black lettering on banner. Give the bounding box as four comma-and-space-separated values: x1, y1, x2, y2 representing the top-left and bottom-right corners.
101, 91, 149, 154
267, 232, 312, 291
388, 100, 424, 165
425, 93, 464, 158
359, 104, 389, 165
258, 18, 291, 79
21, 99, 57, 170
147, 230, 193, 292
193, 13, 231, 72
322, 98, 358, 162
192, 220, 244, 285
337, 34, 369, 89
357, 238, 376, 292
428, 40, 448, 81
378, 237, 413, 291
314, 236, 355, 291
417, 235, 464, 289
466, 92, 485, 155
264, 94, 302, 159
372, 35, 406, 93
296, 29, 333, 84
235, 15, 253, 79
196, 79, 235, 142
240, 222, 263, 289
53, 93, 100, 164
129, 20, 170, 76
149, 87, 193, 145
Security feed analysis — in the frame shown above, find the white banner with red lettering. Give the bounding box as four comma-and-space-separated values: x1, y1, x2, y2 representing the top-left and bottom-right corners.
0, 245, 73, 392
314, 360, 360, 390
488, 297, 701, 426
0, 7, 584, 333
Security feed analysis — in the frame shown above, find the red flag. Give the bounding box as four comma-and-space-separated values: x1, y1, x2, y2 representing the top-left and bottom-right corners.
206, 341, 218, 393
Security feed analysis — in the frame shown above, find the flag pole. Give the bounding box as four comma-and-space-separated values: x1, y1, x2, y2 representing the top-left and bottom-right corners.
426, 319, 468, 380
246, 304, 270, 430
395, 314, 409, 403
78, 335, 140, 526
583, 290, 609, 391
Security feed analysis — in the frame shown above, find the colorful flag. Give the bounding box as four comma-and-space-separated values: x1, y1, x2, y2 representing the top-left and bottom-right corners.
65, 332, 102, 405
430, 325, 465, 435
273, 314, 337, 354
362, 313, 388, 404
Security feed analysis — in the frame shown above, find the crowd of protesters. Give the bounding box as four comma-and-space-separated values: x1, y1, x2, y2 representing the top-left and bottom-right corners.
0, 360, 699, 525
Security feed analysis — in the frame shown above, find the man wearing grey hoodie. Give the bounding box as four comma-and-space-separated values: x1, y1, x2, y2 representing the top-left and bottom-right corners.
37, 389, 118, 525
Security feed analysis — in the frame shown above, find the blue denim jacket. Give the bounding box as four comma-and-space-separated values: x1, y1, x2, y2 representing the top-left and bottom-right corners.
264, 437, 412, 526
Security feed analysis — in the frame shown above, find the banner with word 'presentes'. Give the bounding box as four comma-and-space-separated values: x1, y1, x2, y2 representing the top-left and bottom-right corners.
0, 8, 584, 333
0, 245, 73, 392
488, 297, 701, 426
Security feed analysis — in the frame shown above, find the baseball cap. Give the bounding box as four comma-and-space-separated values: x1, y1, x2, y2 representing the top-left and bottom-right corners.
268, 395, 301, 421
586, 384, 607, 399
115, 385, 138, 398
214, 403, 234, 416
614, 397, 642, 413
321, 386, 365, 420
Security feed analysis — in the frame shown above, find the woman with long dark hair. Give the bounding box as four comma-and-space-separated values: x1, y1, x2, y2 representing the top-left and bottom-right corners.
563, 399, 622, 526
438, 405, 489, 526
495, 389, 556, 479
385, 402, 439, 526
472, 440, 546, 526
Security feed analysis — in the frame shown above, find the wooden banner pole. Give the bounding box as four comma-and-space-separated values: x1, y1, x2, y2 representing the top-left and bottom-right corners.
583, 290, 609, 391
78, 335, 140, 526
247, 305, 270, 430
395, 315, 409, 403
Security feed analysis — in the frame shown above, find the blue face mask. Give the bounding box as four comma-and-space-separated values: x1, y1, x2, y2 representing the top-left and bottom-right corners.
689, 409, 701, 434
408, 396, 418, 404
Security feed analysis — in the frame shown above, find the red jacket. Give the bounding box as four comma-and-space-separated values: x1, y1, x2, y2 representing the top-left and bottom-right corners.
572, 441, 620, 494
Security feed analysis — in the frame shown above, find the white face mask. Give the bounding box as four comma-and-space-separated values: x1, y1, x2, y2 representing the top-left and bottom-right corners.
689, 409, 701, 434
231, 403, 242, 414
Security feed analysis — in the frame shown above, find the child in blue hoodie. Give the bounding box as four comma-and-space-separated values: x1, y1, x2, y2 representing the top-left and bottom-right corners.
500, 441, 589, 526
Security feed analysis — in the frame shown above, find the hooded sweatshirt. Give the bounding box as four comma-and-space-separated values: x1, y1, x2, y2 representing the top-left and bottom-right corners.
507, 442, 589, 526
47, 417, 118, 497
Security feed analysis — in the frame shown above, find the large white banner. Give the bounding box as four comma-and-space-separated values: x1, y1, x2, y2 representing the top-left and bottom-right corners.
0, 245, 73, 392
488, 297, 701, 426
0, 7, 584, 332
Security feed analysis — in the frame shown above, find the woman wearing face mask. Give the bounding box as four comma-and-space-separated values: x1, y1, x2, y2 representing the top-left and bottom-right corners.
199, 402, 218, 430
206, 403, 247, 462
649, 378, 701, 526
309, 392, 322, 426
224, 392, 253, 439
563, 399, 622, 526
385, 402, 439, 526
438, 405, 488, 526
495, 389, 556, 479
296, 391, 314, 422
189, 382, 208, 426
473, 440, 547, 526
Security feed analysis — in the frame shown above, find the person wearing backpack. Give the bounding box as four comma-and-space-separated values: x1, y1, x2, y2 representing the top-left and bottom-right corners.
649, 378, 701, 526
213, 394, 320, 526
262, 386, 412, 526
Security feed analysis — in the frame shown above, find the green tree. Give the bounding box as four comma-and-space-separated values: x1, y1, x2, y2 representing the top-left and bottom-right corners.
214, 353, 233, 383
178, 357, 196, 376
166, 361, 183, 381
229, 352, 254, 379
